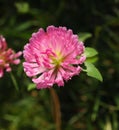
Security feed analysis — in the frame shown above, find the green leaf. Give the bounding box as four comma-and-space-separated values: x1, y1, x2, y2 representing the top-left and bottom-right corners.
105, 116, 112, 130
27, 83, 36, 91
86, 56, 98, 63
84, 47, 98, 58
15, 2, 29, 14
10, 73, 19, 91
84, 62, 103, 82
91, 96, 100, 121
15, 21, 33, 31
78, 33, 92, 42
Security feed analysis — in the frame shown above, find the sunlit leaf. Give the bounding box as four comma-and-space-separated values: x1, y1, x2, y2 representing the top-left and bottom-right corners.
86, 56, 98, 63
15, 2, 29, 13
84, 62, 103, 82
84, 47, 98, 58
27, 83, 36, 91
105, 116, 112, 130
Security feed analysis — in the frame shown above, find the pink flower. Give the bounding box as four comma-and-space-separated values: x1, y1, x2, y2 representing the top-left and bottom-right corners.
0, 35, 22, 78
23, 26, 86, 89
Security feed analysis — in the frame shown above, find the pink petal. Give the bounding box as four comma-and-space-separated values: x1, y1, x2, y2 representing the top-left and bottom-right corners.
0, 68, 4, 78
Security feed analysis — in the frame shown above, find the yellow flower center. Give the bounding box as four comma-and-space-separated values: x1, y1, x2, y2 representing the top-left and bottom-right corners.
51, 51, 63, 68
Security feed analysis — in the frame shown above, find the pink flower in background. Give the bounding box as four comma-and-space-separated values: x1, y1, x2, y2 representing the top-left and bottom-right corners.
0, 35, 22, 78
23, 26, 86, 89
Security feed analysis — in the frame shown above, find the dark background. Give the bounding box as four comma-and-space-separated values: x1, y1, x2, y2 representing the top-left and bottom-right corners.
0, 0, 119, 130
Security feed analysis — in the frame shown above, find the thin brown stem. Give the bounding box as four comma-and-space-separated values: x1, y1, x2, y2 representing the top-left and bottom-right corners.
50, 88, 61, 130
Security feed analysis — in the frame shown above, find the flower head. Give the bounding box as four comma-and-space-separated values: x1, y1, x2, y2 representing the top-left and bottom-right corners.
0, 35, 22, 78
23, 26, 86, 89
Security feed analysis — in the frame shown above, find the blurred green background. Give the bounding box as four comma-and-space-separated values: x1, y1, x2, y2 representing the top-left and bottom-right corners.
0, 0, 119, 130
